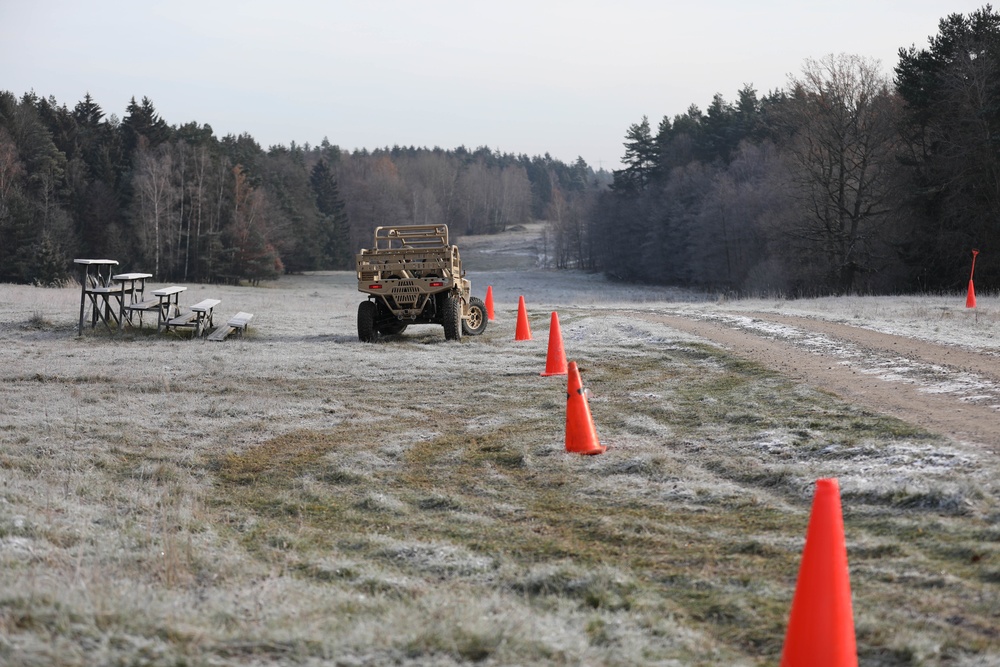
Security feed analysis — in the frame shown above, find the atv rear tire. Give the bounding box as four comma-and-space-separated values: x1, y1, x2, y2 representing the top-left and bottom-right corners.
462, 296, 488, 336
358, 301, 377, 342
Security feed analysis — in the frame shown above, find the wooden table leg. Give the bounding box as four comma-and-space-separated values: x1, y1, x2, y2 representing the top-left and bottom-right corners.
78, 282, 87, 336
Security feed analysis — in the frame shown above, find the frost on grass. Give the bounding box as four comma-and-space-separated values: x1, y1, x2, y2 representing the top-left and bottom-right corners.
839, 449, 984, 515
372, 537, 496, 578
2, 252, 1000, 665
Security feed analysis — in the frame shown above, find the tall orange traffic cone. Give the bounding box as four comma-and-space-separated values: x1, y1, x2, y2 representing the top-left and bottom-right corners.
780, 478, 857, 667
485, 285, 496, 321
565, 361, 605, 455
967, 249, 979, 309
515, 295, 532, 341
541, 312, 568, 376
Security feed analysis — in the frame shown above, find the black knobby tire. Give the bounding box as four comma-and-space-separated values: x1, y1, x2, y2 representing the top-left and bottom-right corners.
462, 296, 488, 336
358, 301, 377, 342
442, 294, 463, 341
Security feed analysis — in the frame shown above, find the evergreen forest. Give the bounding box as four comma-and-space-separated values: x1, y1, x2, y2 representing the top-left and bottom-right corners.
2, 6, 999, 295
0, 88, 602, 287
599, 6, 1000, 295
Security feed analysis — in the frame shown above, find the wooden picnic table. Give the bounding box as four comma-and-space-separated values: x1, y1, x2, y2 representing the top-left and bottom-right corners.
75, 259, 121, 335
152, 286, 187, 332
112, 272, 153, 326
164, 298, 222, 337
189, 299, 221, 337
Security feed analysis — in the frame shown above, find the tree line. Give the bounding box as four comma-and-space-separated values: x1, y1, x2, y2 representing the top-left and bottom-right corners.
0, 91, 608, 286
4, 6, 997, 296
589, 6, 1000, 295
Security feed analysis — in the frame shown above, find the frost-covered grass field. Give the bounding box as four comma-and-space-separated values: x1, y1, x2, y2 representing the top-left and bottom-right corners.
1, 228, 999, 665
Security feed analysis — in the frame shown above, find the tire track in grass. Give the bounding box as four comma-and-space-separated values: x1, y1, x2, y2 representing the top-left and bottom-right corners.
633, 312, 1000, 453
744, 311, 1000, 380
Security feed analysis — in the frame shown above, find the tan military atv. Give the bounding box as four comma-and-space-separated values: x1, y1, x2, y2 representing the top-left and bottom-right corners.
356, 224, 488, 342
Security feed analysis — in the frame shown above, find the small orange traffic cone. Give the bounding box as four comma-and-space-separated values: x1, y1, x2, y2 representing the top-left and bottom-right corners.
515, 295, 532, 341
485, 285, 496, 321
541, 312, 568, 376
780, 478, 857, 667
565, 361, 605, 455
967, 249, 979, 309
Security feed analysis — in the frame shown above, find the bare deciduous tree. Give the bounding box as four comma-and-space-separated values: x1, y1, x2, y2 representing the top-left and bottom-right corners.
0, 129, 22, 203
457, 161, 531, 235
187, 145, 212, 280
337, 155, 409, 250
777, 54, 904, 294
691, 142, 781, 291
133, 143, 178, 277
229, 164, 281, 283
397, 152, 459, 227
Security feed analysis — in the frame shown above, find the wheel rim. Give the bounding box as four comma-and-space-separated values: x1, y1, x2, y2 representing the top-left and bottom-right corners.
468, 307, 483, 330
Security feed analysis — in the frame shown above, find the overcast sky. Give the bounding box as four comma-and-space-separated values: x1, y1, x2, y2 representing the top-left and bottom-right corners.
0, 1, 986, 169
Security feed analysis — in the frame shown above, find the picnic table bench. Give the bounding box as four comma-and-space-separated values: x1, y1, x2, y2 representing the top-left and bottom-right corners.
165, 298, 221, 337
124, 297, 161, 327
75, 259, 121, 335
114, 272, 153, 326
208, 312, 255, 342
150, 286, 187, 332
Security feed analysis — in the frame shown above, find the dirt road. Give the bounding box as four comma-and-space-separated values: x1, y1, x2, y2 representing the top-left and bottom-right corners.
635, 311, 1000, 453
470, 223, 1000, 452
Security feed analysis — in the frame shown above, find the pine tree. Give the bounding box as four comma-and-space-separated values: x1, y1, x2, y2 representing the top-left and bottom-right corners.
895, 6, 1000, 289
310, 160, 352, 269
73, 93, 104, 127
121, 96, 169, 159
612, 116, 656, 194
30, 230, 69, 286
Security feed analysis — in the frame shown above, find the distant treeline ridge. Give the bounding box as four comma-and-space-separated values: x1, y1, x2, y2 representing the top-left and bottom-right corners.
2, 6, 999, 295
0, 90, 608, 286
589, 6, 1000, 295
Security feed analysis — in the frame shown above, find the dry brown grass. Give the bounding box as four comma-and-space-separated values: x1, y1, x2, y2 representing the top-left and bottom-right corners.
0, 231, 998, 665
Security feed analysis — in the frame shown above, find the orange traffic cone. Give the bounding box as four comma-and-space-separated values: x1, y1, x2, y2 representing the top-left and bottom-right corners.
565, 361, 605, 455
967, 249, 979, 309
780, 478, 857, 667
541, 312, 568, 376
515, 295, 532, 341
485, 285, 496, 321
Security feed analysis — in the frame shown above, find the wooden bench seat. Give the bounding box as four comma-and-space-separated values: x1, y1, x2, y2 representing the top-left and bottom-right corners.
167, 311, 199, 327
121, 297, 160, 327
125, 298, 159, 311
208, 311, 254, 342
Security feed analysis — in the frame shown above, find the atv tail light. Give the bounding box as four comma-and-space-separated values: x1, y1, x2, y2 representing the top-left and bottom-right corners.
368, 284, 383, 289
429, 281, 444, 287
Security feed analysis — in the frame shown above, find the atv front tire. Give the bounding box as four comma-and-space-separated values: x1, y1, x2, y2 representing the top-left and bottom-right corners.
462, 296, 488, 336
